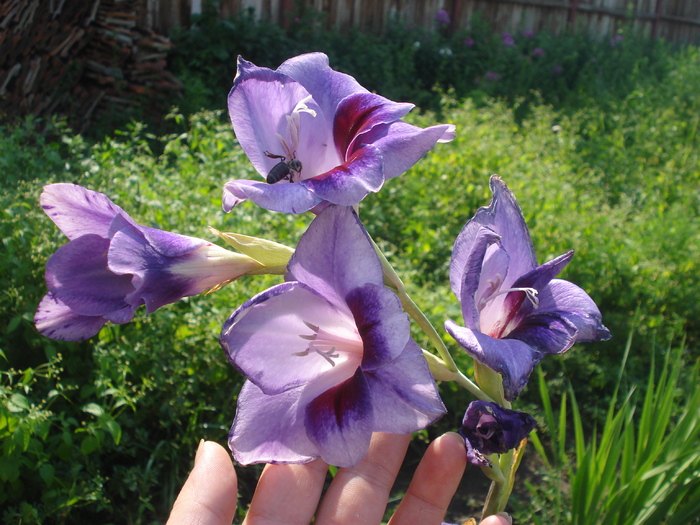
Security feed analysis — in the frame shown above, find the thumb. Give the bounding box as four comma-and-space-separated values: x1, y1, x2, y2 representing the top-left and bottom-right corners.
167, 440, 238, 525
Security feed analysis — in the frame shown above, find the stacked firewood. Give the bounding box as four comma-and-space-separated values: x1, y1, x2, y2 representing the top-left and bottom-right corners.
0, 0, 183, 133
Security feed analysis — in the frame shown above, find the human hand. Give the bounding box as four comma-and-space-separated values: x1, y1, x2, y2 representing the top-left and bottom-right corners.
166, 432, 512, 525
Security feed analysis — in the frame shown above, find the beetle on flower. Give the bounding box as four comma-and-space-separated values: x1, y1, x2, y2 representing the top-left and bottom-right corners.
35, 183, 291, 341
220, 205, 446, 467
223, 52, 455, 214
445, 176, 610, 401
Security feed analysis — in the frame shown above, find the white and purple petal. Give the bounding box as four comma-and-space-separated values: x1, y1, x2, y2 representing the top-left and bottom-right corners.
222, 178, 323, 214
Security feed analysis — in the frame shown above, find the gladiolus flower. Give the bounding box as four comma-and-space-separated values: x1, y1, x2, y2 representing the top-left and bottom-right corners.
221, 205, 445, 467
445, 176, 610, 400
35, 183, 284, 341
223, 53, 455, 214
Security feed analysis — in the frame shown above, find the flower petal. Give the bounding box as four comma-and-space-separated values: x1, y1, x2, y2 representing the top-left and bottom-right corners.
40, 183, 135, 240
452, 226, 502, 330
301, 144, 384, 206
276, 52, 367, 120
359, 120, 457, 180
34, 293, 107, 341
507, 312, 579, 355
453, 176, 537, 293
333, 92, 414, 159
537, 279, 611, 342
365, 339, 445, 433
220, 282, 360, 396
445, 319, 540, 401
305, 368, 373, 467
45, 234, 136, 316
222, 178, 322, 214
346, 283, 410, 370
288, 205, 383, 311
229, 381, 318, 465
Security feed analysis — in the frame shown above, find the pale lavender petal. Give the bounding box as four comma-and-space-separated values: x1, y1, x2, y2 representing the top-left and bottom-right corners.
507, 313, 578, 355
276, 52, 367, 119
305, 368, 373, 467
40, 183, 136, 240
222, 179, 322, 214
445, 319, 539, 401
345, 283, 409, 370
45, 234, 135, 316
454, 227, 501, 330
229, 59, 317, 176
333, 92, 413, 158
537, 279, 611, 342
34, 293, 106, 341
302, 144, 384, 205
365, 339, 445, 433
359, 120, 457, 180
220, 282, 360, 396
229, 381, 318, 465
288, 205, 383, 311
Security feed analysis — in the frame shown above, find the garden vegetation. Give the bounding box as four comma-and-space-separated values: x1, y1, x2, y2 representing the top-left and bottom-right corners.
1, 8, 698, 524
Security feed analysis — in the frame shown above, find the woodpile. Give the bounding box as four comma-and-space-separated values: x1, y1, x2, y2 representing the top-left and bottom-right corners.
0, 0, 183, 133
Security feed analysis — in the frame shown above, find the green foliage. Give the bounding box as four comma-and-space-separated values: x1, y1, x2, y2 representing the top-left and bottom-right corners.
523, 332, 700, 524
168, 8, 677, 118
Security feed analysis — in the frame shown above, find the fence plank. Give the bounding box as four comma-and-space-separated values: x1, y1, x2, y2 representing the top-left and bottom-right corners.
137, 0, 700, 44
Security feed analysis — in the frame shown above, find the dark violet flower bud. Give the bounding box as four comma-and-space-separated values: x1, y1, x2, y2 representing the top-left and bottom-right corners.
459, 401, 537, 467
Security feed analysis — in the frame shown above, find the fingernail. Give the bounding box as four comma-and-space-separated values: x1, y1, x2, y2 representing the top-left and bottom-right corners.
497, 512, 513, 524
194, 439, 206, 466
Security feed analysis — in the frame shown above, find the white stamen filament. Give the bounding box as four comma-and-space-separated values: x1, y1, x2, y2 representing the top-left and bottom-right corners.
480, 286, 539, 309
293, 320, 362, 367
276, 95, 317, 161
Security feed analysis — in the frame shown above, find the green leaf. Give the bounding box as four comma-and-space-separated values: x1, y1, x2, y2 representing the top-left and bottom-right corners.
82, 403, 104, 418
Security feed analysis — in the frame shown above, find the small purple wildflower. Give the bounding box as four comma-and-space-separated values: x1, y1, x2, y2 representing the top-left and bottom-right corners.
484, 71, 501, 82
532, 47, 545, 58
521, 30, 534, 38
464, 38, 474, 46
553, 65, 564, 74
502, 33, 515, 47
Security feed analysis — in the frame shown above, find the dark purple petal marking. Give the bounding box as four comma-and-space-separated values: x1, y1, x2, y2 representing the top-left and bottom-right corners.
305, 368, 373, 467
507, 313, 578, 355
345, 282, 409, 370
333, 92, 413, 159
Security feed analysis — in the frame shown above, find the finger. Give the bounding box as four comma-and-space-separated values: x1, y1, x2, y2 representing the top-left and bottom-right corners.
388, 432, 467, 525
480, 514, 512, 525
167, 440, 238, 525
243, 459, 328, 525
315, 432, 411, 525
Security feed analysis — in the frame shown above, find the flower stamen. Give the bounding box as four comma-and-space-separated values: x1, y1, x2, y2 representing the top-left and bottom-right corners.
480, 286, 539, 309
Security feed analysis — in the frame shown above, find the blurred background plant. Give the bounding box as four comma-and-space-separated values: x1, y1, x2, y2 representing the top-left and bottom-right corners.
1, 7, 698, 524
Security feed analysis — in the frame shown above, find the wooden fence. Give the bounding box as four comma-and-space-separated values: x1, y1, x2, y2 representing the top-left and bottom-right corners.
141, 0, 700, 44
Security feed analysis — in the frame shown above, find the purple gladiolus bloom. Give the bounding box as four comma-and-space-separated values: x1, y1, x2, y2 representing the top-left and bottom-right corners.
436, 9, 451, 25
459, 401, 536, 467
445, 176, 610, 401
35, 183, 263, 341
223, 53, 455, 214
220, 205, 446, 467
